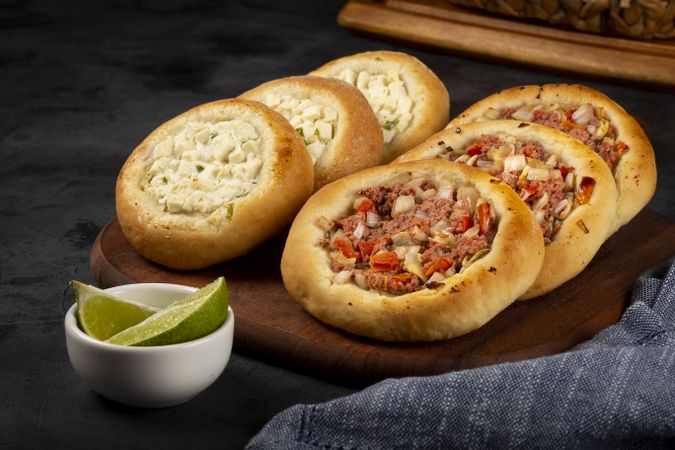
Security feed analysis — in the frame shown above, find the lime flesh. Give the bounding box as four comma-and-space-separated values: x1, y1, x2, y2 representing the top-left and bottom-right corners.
72, 280, 159, 341
105, 277, 228, 346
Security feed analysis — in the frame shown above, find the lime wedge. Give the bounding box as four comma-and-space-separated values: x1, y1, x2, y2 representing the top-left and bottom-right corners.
105, 277, 228, 346
71, 280, 160, 341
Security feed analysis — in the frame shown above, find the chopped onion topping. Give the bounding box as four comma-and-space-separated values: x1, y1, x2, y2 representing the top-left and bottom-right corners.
595, 119, 609, 138
564, 171, 576, 191
534, 209, 547, 225
427, 271, 446, 284
436, 184, 454, 199
404, 249, 427, 281
391, 231, 414, 246
415, 209, 429, 219
455, 154, 470, 163
353, 221, 366, 239
571, 104, 594, 125
553, 199, 571, 219
366, 211, 380, 228
503, 154, 526, 173
354, 273, 367, 289
457, 186, 479, 207
532, 192, 550, 211
411, 225, 428, 242
392, 194, 415, 216
430, 219, 449, 235
462, 224, 480, 238
420, 188, 436, 200
334, 270, 352, 284
526, 167, 549, 181
511, 105, 534, 121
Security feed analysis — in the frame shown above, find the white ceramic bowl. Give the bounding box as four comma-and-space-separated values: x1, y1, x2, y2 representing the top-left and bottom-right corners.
65, 283, 234, 408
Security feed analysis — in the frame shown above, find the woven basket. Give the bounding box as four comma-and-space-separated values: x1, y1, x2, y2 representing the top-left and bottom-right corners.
445, 0, 675, 39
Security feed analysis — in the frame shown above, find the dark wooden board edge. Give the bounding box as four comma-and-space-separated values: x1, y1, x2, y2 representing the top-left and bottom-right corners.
337, 0, 675, 89
91, 210, 675, 384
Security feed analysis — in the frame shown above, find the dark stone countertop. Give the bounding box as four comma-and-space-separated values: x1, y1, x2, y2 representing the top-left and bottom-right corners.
1, 1, 673, 448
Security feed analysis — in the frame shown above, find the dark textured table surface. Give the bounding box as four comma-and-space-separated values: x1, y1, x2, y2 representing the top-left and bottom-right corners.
1, 0, 674, 448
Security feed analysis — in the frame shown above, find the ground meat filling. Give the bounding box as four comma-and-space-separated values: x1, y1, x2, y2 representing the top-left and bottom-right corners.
439, 132, 594, 242
489, 103, 628, 173
321, 180, 496, 295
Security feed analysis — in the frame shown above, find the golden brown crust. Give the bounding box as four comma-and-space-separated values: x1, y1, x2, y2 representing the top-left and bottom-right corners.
240, 75, 383, 190
281, 159, 544, 341
397, 120, 618, 299
446, 84, 656, 228
116, 99, 314, 270
310, 50, 450, 163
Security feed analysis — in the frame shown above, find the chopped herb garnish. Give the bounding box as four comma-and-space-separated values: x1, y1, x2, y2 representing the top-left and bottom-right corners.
226, 203, 234, 219
210, 131, 219, 139
196, 164, 204, 172
295, 127, 304, 137
163, 201, 168, 212
314, 129, 320, 136
162, 176, 168, 184
375, 56, 383, 61
383, 118, 399, 130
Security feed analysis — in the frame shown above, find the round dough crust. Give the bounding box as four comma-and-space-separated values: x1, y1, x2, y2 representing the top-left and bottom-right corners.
310, 50, 450, 163
397, 120, 618, 299
446, 84, 656, 228
116, 99, 314, 270
240, 75, 383, 190
281, 159, 544, 342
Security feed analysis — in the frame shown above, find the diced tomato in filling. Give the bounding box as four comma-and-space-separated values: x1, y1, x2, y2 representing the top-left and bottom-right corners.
466, 143, 482, 156
462, 215, 473, 233
391, 273, 414, 283
560, 165, 569, 180
577, 177, 596, 205
334, 238, 359, 260
477, 203, 491, 235
358, 239, 377, 258
370, 251, 399, 272
424, 257, 452, 277
356, 198, 374, 213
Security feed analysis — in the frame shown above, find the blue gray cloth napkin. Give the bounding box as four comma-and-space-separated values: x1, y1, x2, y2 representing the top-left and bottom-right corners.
247, 259, 675, 449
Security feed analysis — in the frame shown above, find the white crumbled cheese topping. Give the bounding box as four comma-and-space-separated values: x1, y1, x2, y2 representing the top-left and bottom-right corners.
262, 93, 338, 165
335, 68, 413, 144
145, 119, 263, 220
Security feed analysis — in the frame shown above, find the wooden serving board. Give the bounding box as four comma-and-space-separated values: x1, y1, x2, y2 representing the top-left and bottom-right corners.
338, 0, 675, 88
91, 209, 675, 383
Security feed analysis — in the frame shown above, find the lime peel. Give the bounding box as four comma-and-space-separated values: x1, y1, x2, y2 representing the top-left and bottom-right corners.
105, 277, 228, 346
72, 280, 159, 341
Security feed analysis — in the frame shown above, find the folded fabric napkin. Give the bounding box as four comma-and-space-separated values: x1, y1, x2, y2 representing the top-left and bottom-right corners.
248, 259, 675, 449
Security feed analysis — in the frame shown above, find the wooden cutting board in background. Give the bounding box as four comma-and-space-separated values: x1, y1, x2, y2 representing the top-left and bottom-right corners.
337, 0, 675, 89
90, 209, 675, 384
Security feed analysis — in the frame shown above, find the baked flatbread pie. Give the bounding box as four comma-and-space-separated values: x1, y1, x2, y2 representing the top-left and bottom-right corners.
240, 75, 383, 190
446, 84, 656, 227
310, 50, 450, 163
397, 120, 618, 299
116, 99, 314, 270
282, 159, 544, 341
